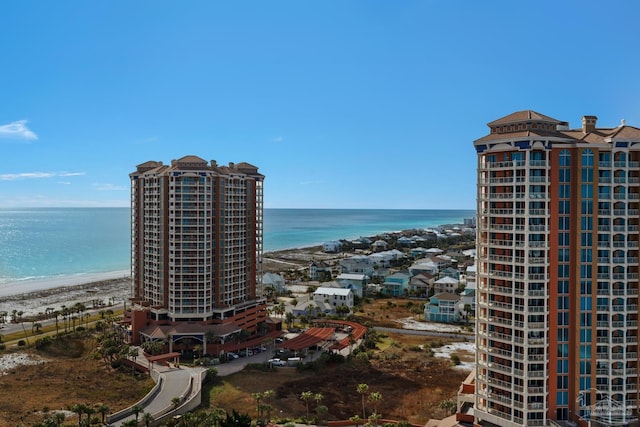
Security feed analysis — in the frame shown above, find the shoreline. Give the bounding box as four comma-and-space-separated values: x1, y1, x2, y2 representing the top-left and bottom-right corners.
0, 270, 130, 299
0, 221, 472, 316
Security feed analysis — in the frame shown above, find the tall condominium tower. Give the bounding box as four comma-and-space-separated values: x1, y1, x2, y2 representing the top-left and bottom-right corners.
130, 155, 264, 328
474, 111, 640, 427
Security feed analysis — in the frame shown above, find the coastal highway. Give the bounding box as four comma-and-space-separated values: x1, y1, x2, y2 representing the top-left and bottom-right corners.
374, 326, 474, 340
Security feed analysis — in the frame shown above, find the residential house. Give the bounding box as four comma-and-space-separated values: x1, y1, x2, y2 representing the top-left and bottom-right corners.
369, 249, 404, 268
383, 272, 410, 297
262, 272, 286, 296
340, 255, 374, 276
371, 240, 389, 252
313, 287, 354, 314
322, 241, 342, 253
433, 276, 459, 294
409, 273, 435, 298
309, 260, 332, 281
409, 258, 439, 276
439, 266, 460, 280
292, 295, 323, 318
350, 237, 372, 250
424, 292, 461, 323
460, 288, 476, 314
396, 236, 414, 247
335, 273, 368, 298
410, 247, 429, 258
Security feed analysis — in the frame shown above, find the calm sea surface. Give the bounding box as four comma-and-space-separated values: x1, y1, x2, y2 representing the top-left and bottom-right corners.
0, 208, 474, 284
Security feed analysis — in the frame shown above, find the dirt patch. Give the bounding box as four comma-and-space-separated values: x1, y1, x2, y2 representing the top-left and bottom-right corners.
0, 337, 154, 427
205, 331, 471, 425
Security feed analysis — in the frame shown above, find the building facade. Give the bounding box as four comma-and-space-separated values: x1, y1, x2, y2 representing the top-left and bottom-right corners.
475, 111, 640, 427
129, 155, 266, 337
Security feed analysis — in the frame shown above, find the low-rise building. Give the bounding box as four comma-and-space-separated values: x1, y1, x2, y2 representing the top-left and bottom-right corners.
313, 287, 354, 314
434, 276, 459, 294
309, 260, 332, 281
335, 273, 368, 298
425, 292, 461, 323
383, 272, 410, 297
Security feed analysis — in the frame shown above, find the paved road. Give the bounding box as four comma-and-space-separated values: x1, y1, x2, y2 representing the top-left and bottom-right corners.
374, 326, 474, 340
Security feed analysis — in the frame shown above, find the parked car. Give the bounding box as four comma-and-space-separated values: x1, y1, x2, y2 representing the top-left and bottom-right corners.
268, 358, 286, 366
227, 352, 239, 360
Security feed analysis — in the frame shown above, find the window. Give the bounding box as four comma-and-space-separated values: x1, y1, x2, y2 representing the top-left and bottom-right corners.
582, 149, 594, 166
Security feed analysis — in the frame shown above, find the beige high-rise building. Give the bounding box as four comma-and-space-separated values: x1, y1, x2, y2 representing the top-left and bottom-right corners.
128, 155, 266, 339
474, 111, 640, 427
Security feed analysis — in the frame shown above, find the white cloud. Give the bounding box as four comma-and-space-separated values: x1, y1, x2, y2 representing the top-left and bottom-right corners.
92, 183, 127, 191
0, 120, 38, 140
272, 136, 284, 142
0, 171, 85, 181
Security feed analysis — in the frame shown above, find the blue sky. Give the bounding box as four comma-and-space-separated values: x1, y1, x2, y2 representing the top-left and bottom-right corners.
2, 1, 639, 209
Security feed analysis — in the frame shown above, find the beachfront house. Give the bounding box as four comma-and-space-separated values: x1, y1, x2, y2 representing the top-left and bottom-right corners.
424, 292, 461, 323
322, 241, 342, 253
382, 272, 410, 297
335, 273, 368, 298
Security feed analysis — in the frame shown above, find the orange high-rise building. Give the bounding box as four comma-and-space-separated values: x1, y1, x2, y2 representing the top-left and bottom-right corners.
474, 111, 640, 427
128, 156, 266, 342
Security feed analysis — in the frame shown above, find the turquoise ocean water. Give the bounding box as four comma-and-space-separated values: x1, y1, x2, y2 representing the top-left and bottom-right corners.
0, 208, 474, 285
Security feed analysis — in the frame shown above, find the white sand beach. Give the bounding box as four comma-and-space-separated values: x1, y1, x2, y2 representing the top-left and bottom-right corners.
0, 271, 131, 318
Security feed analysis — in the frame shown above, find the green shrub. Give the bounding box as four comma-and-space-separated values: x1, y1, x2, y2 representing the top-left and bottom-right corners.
17, 339, 26, 347
450, 354, 461, 365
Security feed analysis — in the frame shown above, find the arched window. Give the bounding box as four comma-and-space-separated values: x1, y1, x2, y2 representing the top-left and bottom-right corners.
582, 149, 594, 167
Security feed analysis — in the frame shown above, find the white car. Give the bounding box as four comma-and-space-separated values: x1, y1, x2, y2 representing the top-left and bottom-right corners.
268, 358, 286, 366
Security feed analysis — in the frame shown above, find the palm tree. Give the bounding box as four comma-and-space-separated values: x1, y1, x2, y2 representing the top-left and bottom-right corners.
263, 390, 275, 422
368, 392, 382, 416
314, 393, 324, 410
172, 396, 181, 409
349, 415, 361, 427
70, 403, 87, 427
252, 392, 264, 420
368, 412, 382, 427
300, 390, 313, 424
53, 412, 65, 427
142, 412, 154, 427
285, 312, 295, 330
32, 322, 43, 335
52, 310, 60, 335
96, 404, 109, 425
132, 404, 144, 424
357, 383, 369, 419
